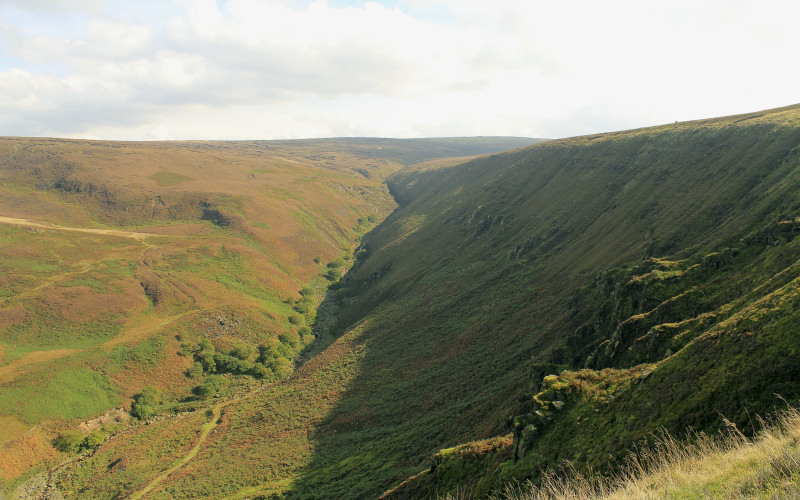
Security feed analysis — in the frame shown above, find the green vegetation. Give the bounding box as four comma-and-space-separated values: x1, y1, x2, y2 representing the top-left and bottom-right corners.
293, 104, 800, 498
494, 406, 800, 500
109, 336, 167, 370
12, 106, 800, 499
0, 368, 119, 424
2, 135, 522, 486
192, 375, 228, 400
151, 171, 195, 186
53, 429, 107, 454
130, 386, 163, 420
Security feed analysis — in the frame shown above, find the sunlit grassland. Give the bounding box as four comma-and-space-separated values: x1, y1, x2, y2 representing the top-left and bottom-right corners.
56, 409, 209, 498
51, 319, 375, 499
494, 406, 800, 500
0, 366, 119, 424
0, 135, 539, 490
151, 171, 195, 187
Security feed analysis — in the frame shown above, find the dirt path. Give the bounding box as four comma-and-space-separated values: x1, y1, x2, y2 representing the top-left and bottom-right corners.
4, 260, 95, 304
0, 216, 182, 382
102, 313, 185, 349
0, 348, 79, 384
0, 216, 163, 241
130, 404, 223, 500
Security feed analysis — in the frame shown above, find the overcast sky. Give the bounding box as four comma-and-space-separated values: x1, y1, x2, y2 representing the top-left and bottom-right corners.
0, 0, 798, 140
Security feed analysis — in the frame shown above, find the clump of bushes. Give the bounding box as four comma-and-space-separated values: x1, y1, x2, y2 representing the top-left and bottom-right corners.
53, 429, 107, 454
325, 268, 342, 281
182, 330, 316, 398
193, 374, 229, 400
327, 258, 346, 269
293, 287, 316, 323
187, 340, 272, 381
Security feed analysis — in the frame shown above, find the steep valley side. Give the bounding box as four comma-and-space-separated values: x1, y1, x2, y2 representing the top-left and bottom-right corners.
10, 105, 800, 498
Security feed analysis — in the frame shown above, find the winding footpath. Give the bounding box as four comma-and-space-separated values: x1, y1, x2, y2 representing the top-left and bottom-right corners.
130, 404, 223, 500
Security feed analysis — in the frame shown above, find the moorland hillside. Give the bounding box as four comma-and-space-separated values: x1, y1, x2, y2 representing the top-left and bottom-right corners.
45, 104, 800, 499
0, 136, 539, 492
7, 104, 800, 499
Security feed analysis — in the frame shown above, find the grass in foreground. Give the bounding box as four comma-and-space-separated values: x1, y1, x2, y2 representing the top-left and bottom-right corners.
492, 406, 800, 500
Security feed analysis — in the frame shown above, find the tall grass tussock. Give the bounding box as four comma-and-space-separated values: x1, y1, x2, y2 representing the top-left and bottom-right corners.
491, 406, 800, 499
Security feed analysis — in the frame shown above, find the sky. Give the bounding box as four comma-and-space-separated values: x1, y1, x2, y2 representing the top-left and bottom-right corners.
0, 0, 798, 140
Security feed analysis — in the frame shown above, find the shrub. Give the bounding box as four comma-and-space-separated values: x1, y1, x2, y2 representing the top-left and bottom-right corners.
325, 268, 342, 281
213, 353, 254, 374
54, 429, 107, 453
197, 351, 217, 373
131, 385, 162, 420
258, 339, 279, 361
327, 258, 345, 269
198, 338, 215, 353
53, 430, 84, 453
288, 313, 304, 325
230, 343, 258, 362
249, 363, 272, 380
187, 361, 204, 378
179, 340, 197, 357
193, 375, 228, 400
84, 429, 106, 448
279, 331, 301, 350
270, 357, 293, 379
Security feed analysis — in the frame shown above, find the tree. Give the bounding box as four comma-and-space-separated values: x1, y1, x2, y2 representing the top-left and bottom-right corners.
53, 430, 84, 453
197, 350, 217, 373
131, 385, 162, 420
270, 357, 293, 379
193, 375, 228, 400
230, 343, 258, 362
84, 429, 106, 448
187, 361, 204, 378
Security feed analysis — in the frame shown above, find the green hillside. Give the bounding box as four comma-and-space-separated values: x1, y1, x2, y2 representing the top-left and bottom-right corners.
370, 105, 800, 497
8, 104, 800, 499
0, 136, 538, 491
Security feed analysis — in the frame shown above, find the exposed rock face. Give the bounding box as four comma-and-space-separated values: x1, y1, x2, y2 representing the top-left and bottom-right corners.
512, 364, 567, 462
11, 473, 64, 500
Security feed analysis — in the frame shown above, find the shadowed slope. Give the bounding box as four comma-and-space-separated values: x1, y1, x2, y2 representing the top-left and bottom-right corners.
286, 105, 800, 498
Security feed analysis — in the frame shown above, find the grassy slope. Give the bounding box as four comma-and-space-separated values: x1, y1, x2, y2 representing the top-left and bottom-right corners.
20, 102, 800, 499
493, 407, 800, 499
0, 136, 537, 489
55, 105, 800, 499
372, 105, 800, 497
293, 105, 800, 498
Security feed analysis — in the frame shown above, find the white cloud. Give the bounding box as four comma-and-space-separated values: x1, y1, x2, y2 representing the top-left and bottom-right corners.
0, 0, 106, 13
0, 0, 799, 139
